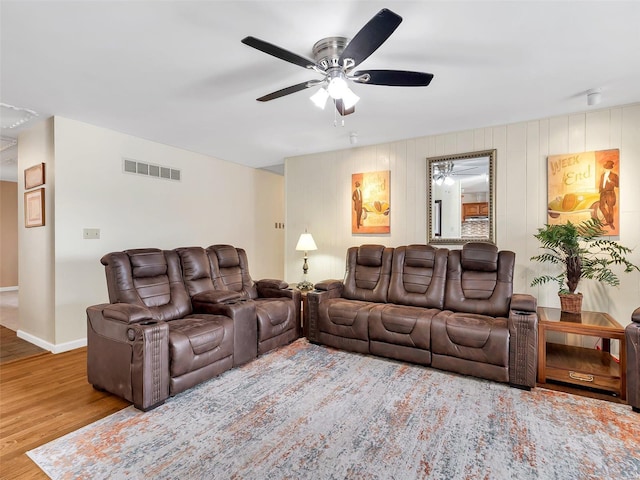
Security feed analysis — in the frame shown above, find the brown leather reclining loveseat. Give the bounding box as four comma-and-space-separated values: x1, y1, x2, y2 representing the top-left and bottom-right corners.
87, 245, 300, 410
307, 242, 539, 390
627, 307, 640, 412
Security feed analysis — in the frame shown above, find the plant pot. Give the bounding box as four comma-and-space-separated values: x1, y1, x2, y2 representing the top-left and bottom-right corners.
559, 292, 583, 314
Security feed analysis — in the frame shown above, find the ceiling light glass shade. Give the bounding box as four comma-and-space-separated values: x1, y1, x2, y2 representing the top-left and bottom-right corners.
295, 233, 318, 251
444, 176, 455, 186
327, 75, 348, 99
310, 87, 329, 109
1, 103, 38, 129
341, 87, 360, 109
435, 176, 444, 186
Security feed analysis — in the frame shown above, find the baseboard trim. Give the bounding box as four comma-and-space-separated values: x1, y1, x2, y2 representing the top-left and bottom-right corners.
0, 286, 18, 292
16, 330, 87, 354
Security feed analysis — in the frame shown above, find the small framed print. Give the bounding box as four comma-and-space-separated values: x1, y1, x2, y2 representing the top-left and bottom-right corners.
25, 188, 45, 228
25, 163, 45, 189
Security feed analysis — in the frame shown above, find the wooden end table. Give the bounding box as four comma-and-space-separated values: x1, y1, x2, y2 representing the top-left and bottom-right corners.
289, 284, 310, 338
537, 307, 626, 400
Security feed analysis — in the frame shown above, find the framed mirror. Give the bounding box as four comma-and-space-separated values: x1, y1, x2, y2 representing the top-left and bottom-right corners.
427, 149, 496, 245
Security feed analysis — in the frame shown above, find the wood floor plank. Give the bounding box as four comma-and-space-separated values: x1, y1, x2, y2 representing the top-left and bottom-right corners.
0, 347, 129, 479
0, 326, 47, 364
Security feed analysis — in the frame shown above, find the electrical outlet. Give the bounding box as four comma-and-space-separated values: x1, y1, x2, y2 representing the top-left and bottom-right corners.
83, 228, 100, 239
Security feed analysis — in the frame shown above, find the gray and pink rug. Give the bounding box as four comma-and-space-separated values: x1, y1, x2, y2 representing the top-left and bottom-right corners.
28, 339, 639, 479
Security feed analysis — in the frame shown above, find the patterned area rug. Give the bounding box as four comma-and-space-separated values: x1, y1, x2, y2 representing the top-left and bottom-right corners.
29, 339, 640, 479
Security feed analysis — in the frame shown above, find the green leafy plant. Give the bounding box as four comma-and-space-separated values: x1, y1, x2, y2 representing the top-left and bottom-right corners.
530, 218, 639, 294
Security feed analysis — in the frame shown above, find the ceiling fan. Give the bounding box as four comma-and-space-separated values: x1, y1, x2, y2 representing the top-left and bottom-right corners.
433, 162, 486, 186
241, 8, 434, 116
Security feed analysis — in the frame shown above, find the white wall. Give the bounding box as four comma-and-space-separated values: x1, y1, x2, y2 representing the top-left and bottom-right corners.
18, 117, 284, 352
17, 118, 56, 345
285, 103, 640, 326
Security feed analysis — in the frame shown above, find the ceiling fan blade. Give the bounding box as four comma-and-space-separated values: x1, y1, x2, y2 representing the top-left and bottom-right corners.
339, 9, 402, 69
335, 99, 355, 116
242, 36, 316, 69
352, 70, 434, 87
257, 81, 316, 102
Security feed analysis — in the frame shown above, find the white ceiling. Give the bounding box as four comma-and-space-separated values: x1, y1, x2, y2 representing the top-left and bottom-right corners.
2, 1, 640, 179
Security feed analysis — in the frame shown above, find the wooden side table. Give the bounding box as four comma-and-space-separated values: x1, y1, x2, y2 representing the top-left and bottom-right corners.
289, 285, 310, 338
537, 307, 626, 400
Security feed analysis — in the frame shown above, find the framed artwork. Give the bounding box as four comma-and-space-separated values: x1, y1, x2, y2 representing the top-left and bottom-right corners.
24, 163, 45, 189
25, 188, 45, 228
547, 149, 619, 235
351, 170, 390, 234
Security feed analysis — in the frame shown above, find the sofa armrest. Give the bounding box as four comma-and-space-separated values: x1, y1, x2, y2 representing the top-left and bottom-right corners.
255, 280, 300, 304
86, 305, 169, 410
193, 299, 259, 366
192, 290, 243, 304
510, 293, 537, 314
256, 278, 289, 290
314, 279, 344, 293
626, 311, 640, 412
306, 284, 344, 342
508, 307, 538, 390
101, 303, 153, 324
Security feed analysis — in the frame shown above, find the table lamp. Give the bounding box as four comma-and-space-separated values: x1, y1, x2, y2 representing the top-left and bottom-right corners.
295, 231, 318, 291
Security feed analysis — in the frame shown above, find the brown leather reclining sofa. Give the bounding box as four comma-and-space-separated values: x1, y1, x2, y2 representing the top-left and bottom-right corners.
307, 242, 539, 390
87, 245, 300, 410
627, 308, 640, 412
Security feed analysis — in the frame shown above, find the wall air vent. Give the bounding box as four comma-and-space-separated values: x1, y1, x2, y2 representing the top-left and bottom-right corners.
122, 158, 181, 182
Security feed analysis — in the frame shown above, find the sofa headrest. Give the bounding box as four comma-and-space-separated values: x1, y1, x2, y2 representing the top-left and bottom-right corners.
356, 244, 386, 267
404, 244, 436, 269
176, 247, 209, 281
126, 249, 167, 277
461, 242, 498, 272
213, 245, 241, 268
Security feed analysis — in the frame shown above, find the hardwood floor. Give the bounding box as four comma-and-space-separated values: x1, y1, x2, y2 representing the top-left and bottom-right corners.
0, 347, 129, 479
0, 326, 47, 364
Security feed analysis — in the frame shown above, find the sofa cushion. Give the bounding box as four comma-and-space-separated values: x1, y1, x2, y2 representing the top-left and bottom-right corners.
318, 298, 376, 341
254, 298, 295, 342
368, 304, 436, 350
388, 245, 448, 309
444, 245, 514, 318
214, 244, 241, 268
128, 249, 168, 278
168, 315, 234, 377
431, 311, 509, 367
461, 242, 498, 272
343, 245, 393, 303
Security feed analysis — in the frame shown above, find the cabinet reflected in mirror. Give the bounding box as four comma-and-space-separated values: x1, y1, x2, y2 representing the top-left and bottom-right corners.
427, 149, 496, 245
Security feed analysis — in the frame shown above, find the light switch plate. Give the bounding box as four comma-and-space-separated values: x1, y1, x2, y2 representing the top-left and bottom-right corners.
83, 228, 100, 239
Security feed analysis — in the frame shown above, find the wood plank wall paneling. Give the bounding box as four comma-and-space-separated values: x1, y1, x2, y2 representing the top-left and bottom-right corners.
285, 104, 640, 325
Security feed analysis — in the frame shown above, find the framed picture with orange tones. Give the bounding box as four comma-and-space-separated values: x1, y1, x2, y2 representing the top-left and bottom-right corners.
25, 188, 45, 228
547, 149, 619, 235
24, 163, 45, 190
351, 170, 390, 234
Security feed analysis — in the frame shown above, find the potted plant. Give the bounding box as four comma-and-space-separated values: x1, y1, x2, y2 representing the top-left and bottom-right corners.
530, 218, 639, 313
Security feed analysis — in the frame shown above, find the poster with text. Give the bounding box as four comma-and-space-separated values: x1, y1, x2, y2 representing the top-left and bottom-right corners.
352, 170, 390, 234
547, 149, 619, 235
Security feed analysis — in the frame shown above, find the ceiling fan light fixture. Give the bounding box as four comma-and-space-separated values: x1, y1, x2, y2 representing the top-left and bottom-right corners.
327, 71, 348, 99
341, 87, 360, 109
310, 87, 329, 109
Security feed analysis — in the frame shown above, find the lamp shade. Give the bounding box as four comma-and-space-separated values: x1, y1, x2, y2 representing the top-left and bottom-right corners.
296, 233, 317, 251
